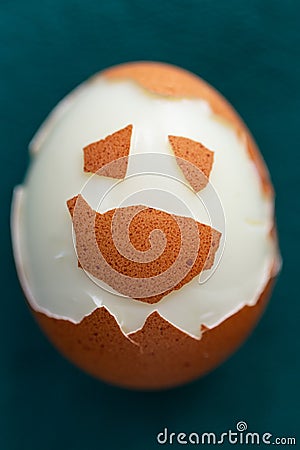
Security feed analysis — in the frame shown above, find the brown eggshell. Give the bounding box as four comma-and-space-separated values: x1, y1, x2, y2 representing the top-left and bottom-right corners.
66, 195, 221, 304
83, 124, 132, 179
168, 135, 214, 192
32, 276, 275, 390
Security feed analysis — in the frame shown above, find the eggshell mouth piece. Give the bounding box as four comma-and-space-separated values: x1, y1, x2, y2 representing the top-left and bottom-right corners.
12, 62, 280, 340
66, 194, 221, 304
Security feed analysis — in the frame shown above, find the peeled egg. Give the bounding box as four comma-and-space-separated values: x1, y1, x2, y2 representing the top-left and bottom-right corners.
12, 62, 280, 389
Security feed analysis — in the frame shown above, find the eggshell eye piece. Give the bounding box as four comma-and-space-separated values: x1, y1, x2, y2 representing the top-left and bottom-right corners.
168, 135, 214, 192
12, 61, 281, 389
83, 124, 132, 179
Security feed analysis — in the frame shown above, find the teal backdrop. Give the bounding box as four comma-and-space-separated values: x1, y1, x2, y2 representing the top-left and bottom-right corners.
1, 1, 299, 449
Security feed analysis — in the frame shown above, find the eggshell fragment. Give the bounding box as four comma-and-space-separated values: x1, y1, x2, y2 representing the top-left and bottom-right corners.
67, 195, 221, 304
83, 124, 132, 179
168, 135, 214, 192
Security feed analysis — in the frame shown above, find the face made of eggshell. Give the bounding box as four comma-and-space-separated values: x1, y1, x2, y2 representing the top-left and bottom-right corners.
67, 124, 220, 304
12, 62, 281, 388
14, 62, 279, 333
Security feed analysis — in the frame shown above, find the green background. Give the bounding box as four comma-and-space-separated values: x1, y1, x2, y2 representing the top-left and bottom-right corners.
1, 1, 299, 449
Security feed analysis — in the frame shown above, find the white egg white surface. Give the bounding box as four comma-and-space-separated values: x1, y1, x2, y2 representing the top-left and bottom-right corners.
12, 76, 279, 339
